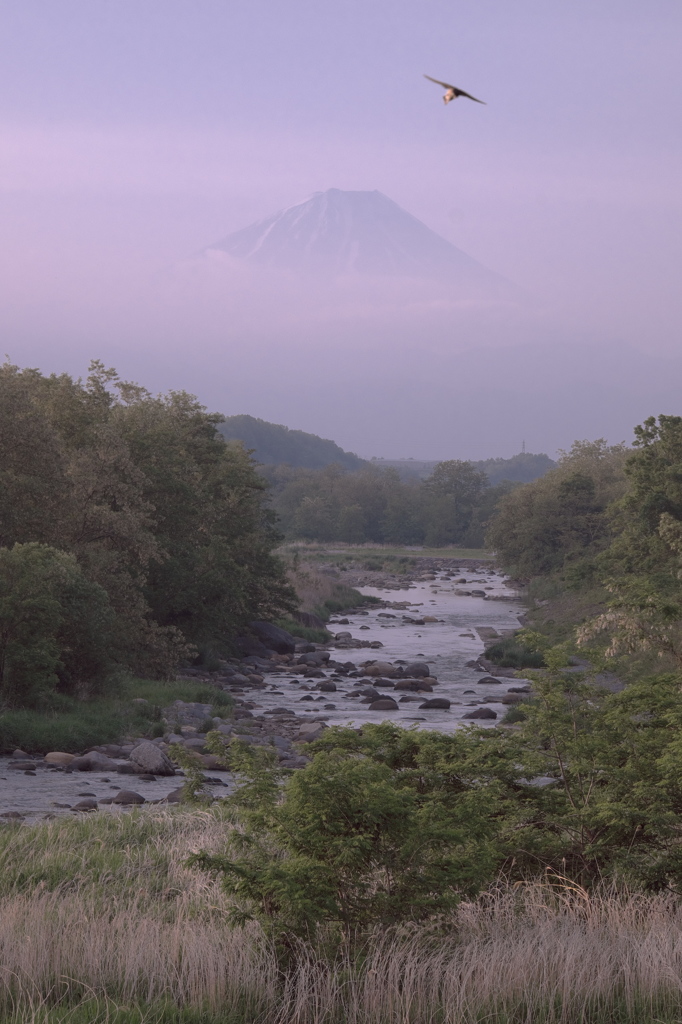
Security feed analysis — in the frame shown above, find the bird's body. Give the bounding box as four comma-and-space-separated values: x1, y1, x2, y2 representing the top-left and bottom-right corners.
424, 75, 486, 105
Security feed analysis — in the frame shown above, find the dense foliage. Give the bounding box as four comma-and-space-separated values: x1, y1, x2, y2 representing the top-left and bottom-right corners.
192, 656, 682, 948
262, 460, 519, 546
486, 440, 630, 577
0, 361, 294, 703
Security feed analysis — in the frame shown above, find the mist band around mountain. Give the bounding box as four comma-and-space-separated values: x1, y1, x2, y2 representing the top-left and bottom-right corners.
205, 188, 516, 297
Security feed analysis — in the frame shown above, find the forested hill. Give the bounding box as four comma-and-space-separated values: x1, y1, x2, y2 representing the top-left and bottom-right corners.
219, 415, 366, 470
371, 452, 556, 485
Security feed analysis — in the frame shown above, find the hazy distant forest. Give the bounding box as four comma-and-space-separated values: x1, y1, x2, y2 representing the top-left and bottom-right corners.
222, 412, 555, 546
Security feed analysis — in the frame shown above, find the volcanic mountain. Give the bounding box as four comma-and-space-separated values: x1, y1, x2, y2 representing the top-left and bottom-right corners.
205, 188, 510, 292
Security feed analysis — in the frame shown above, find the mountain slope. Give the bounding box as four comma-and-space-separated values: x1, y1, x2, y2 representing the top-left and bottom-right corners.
219, 415, 366, 470
206, 188, 507, 287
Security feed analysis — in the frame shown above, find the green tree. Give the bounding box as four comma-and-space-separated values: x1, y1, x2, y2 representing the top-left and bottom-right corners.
581, 418, 682, 665
423, 460, 487, 546
192, 741, 497, 944
0, 543, 117, 707
487, 440, 628, 577
0, 360, 295, 681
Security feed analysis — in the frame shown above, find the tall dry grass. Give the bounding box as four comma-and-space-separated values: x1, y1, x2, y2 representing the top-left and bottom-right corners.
287, 561, 362, 617
1, 811, 682, 1024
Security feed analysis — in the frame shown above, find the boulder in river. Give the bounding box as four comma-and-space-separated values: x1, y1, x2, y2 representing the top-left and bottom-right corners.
368, 698, 399, 711
463, 708, 498, 720
248, 620, 296, 655
72, 798, 98, 812
112, 790, 145, 805
405, 662, 430, 678
418, 698, 451, 710
365, 662, 398, 678
129, 740, 175, 776
70, 751, 119, 772
44, 752, 76, 766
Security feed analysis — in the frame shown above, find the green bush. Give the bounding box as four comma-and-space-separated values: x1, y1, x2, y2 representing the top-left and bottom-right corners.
191, 739, 495, 945
485, 635, 546, 668
275, 617, 331, 644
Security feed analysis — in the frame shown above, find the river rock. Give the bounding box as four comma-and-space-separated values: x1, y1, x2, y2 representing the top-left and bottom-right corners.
365, 662, 398, 678
70, 751, 119, 772
317, 681, 337, 692
43, 749, 75, 765
368, 698, 399, 711
463, 708, 498, 720
201, 754, 229, 771
183, 738, 209, 754
11, 749, 29, 759
298, 651, 330, 666
298, 722, 328, 742
72, 798, 98, 812
9, 761, 37, 770
477, 676, 503, 685
161, 787, 184, 804
418, 698, 451, 710
129, 740, 175, 776
405, 662, 430, 677
248, 620, 296, 655
113, 790, 145, 805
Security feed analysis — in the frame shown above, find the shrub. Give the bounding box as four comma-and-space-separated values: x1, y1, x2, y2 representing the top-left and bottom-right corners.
485, 634, 546, 668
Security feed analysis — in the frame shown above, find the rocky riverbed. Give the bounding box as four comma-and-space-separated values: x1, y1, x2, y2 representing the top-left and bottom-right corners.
0, 559, 531, 823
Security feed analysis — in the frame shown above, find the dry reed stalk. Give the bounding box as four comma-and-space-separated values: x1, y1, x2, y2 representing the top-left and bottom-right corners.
288, 562, 343, 614
3, 826, 682, 1022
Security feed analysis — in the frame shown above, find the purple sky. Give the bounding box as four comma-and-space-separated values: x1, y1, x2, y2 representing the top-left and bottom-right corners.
1, 0, 681, 458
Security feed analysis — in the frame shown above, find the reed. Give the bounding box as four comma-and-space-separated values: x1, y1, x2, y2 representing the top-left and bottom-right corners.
1, 812, 682, 1023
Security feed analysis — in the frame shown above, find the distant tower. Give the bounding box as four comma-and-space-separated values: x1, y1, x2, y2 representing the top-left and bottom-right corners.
521, 440, 526, 454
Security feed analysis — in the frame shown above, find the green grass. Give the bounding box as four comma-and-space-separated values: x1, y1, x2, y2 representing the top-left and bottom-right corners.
281, 542, 493, 564
275, 617, 332, 644
13, 1000, 682, 1024
0, 807, 216, 899
0, 677, 233, 755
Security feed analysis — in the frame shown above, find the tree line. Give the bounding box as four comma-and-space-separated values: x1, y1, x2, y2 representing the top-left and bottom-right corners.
262, 461, 519, 547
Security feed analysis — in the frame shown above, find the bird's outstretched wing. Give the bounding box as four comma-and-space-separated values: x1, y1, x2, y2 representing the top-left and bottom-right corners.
424, 74, 455, 89
453, 87, 486, 104
423, 74, 487, 104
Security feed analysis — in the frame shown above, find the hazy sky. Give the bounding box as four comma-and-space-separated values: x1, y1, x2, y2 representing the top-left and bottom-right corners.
1, 1, 681, 458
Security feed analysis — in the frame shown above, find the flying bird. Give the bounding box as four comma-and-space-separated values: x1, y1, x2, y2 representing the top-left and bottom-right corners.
424, 75, 486, 105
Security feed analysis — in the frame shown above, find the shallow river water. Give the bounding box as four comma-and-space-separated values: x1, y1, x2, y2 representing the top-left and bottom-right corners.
241, 566, 529, 732
0, 566, 528, 821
